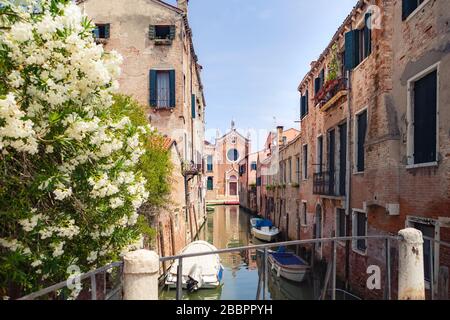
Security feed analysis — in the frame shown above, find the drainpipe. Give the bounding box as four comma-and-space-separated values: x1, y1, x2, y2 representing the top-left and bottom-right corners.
345, 69, 353, 289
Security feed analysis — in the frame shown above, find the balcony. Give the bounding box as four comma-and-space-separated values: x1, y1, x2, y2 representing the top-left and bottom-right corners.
314, 77, 348, 112
313, 171, 345, 197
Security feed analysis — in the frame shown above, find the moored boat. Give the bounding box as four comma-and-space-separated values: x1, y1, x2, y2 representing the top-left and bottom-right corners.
251, 219, 280, 242
268, 251, 310, 283
165, 241, 224, 292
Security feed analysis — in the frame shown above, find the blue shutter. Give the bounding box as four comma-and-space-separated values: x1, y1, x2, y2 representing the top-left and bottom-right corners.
169, 70, 176, 108
105, 24, 110, 39
305, 90, 309, 114
320, 69, 325, 87
314, 77, 321, 94
149, 70, 157, 107
402, 0, 417, 20
344, 30, 359, 70
93, 26, 100, 39
191, 94, 196, 118
169, 25, 176, 40
364, 13, 372, 57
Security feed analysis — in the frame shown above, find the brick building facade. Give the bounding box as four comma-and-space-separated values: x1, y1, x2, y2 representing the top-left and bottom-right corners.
258, 0, 450, 299
77, 0, 207, 263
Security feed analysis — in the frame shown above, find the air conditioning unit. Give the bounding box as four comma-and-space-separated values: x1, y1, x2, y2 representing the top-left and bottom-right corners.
386, 203, 400, 216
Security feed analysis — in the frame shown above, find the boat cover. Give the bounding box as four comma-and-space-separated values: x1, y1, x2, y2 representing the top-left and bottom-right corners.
271, 253, 307, 266
168, 241, 221, 277
255, 219, 273, 228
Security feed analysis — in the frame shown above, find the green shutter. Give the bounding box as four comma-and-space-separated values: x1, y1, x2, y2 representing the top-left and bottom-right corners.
169, 25, 176, 40
191, 94, 196, 118
364, 13, 372, 57
169, 70, 176, 108
149, 70, 157, 107
402, 0, 417, 20
314, 77, 321, 94
300, 95, 306, 119
320, 69, 325, 87
105, 24, 110, 39
305, 90, 309, 114
344, 30, 359, 70
149, 25, 156, 40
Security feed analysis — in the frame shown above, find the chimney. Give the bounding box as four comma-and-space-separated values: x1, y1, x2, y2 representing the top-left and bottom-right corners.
277, 126, 284, 147
177, 0, 188, 14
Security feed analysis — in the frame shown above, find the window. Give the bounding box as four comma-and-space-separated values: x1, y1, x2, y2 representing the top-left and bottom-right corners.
282, 136, 287, 145
303, 145, 308, 179
93, 24, 110, 39
344, 13, 372, 70
149, 70, 175, 108
149, 25, 176, 40
352, 211, 367, 253
402, 0, 426, 20
207, 177, 214, 191
302, 202, 307, 226
408, 68, 438, 166
288, 158, 292, 183
251, 162, 257, 171
317, 136, 323, 174
356, 110, 367, 172
239, 164, 246, 176
411, 221, 435, 282
191, 94, 196, 118
206, 155, 213, 172
227, 149, 239, 162
300, 90, 309, 119
296, 156, 300, 184
336, 208, 346, 238
314, 69, 325, 95
256, 177, 262, 187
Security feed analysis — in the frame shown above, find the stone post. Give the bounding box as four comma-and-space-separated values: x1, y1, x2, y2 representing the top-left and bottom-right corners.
123, 250, 159, 300
398, 228, 425, 300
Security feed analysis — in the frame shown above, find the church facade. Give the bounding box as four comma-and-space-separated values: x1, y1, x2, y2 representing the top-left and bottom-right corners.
204, 122, 251, 204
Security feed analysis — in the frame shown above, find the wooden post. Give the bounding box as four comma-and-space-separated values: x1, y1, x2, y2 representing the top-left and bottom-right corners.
437, 266, 449, 300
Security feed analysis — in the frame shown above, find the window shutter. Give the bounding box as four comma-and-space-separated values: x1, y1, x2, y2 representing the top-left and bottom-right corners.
105, 24, 110, 39
364, 13, 372, 57
306, 90, 309, 112
149, 70, 157, 107
300, 95, 306, 119
93, 26, 100, 39
149, 25, 156, 40
357, 111, 367, 172
402, 0, 417, 20
191, 94, 196, 118
169, 25, 176, 40
344, 30, 359, 70
320, 69, 325, 87
314, 77, 321, 95
169, 70, 176, 108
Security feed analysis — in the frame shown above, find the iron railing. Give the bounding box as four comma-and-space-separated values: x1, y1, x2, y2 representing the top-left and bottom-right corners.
18, 235, 450, 300
313, 171, 344, 196
160, 235, 400, 301
18, 262, 123, 300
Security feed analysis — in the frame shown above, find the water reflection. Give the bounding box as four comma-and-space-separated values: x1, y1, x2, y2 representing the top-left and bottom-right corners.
159, 205, 319, 300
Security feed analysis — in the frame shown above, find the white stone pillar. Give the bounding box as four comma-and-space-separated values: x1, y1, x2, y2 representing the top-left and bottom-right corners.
398, 228, 425, 300
123, 250, 159, 300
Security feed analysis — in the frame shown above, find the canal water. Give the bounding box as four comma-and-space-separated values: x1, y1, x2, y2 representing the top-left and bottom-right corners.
159, 205, 323, 300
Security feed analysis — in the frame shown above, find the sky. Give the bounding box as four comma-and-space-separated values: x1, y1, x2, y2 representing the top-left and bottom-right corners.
167, 0, 358, 151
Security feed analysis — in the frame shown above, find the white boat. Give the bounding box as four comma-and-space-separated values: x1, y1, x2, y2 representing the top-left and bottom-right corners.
250, 218, 264, 228
268, 251, 310, 283
251, 218, 280, 242
165, 241, 224, 292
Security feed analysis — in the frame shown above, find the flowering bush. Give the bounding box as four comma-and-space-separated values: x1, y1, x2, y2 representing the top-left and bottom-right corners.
0, 0, 155, 299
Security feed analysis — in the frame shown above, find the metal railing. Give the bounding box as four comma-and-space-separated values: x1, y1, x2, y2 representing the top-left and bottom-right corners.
313, 171, 344, 196
160, 235, 400, 301
18, 262, 123, 300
